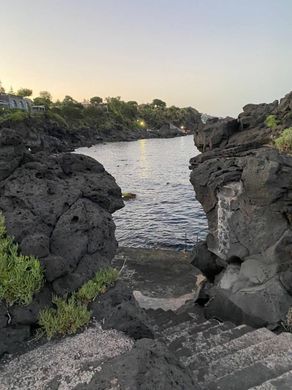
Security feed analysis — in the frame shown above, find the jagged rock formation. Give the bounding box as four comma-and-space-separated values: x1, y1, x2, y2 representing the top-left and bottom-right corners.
0, 128, 124, 355
190, 91, 292, 327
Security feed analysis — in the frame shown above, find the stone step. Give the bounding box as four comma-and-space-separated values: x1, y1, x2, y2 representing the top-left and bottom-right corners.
169, 323, 234, 364
147, 306, 205, 331
188, 328, 274, 371
182, 325, 255, 367
167, 321, 226, 352
194, 332, 292, 385
162, 319, 220, 344
249, 369, 292, 390
207, 350, 292, 390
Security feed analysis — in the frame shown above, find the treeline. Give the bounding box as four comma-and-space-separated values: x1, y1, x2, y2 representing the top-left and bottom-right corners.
0, 83, 201, 132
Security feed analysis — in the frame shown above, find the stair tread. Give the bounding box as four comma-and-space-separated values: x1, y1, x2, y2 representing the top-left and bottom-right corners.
207, 349, 292, 390
170, 322, 235, 353
194, 333, 292, 385
164, 319, 220, 344
249, 368, 292, 390
189, 328, 274, 370
182, 325, 252, 366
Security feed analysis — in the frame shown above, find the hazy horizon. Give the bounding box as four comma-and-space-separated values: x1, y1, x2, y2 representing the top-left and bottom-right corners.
1, 0, 292, 117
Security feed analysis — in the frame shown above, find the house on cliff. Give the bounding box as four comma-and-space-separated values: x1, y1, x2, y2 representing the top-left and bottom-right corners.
0, 93, 31, 111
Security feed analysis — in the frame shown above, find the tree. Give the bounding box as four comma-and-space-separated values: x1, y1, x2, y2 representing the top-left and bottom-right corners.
90, 96, 103, 105
17, 88, 33, 97
39, 91, 52, 101
0, 81, 5, 94
152, 99, 166, 109
33, 91, 52, 109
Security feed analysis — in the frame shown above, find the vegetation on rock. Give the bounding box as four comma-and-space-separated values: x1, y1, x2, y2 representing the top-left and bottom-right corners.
77, 267, 119, 303
39, 267, 118, 338
0, 87, 199, 134
275, 127, 292, 153
0, 213, 43, 306
0, 110, 29, 124
282, 308, 292, 332
38, 295, 91, 339
265, 114, 278, 129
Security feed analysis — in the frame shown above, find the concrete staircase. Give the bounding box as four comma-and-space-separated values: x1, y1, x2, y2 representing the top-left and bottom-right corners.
147, 306, 292, 389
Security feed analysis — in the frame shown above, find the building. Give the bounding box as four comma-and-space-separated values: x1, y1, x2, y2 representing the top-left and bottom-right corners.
0, 93, 31, 112
31, 105, 46, 114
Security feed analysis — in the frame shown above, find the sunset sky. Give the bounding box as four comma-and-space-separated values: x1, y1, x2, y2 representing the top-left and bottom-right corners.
1, 0, 292, 117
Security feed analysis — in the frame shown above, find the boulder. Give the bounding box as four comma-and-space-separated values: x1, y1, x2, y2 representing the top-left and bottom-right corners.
0, 128, 124, 355
78, 338, 197, 390
91, 281, 155, 340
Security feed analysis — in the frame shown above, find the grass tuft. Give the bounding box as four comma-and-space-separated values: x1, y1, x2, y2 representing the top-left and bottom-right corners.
76, 267, 119, 303
275, 127, 292, 153
282, 308, 292, 332
265, 114, 278, 129
0, 213, 43, 306
38, 295, 91, 339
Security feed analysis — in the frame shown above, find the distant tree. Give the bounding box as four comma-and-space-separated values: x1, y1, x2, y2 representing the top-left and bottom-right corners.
33, 91, 52, 109
0, 81, 5, 94
9, 86, 14, 94
17, 88, 33, 97
152, 99, 166, 109
39, 91, 52, 101
90, 96, 103, 105
60, 95, 84, 120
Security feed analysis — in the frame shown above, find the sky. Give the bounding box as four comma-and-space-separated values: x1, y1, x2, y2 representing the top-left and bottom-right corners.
1, 0, 292, 117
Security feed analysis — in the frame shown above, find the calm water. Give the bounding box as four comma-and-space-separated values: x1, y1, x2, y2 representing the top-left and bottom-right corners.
76, 135, 208, 250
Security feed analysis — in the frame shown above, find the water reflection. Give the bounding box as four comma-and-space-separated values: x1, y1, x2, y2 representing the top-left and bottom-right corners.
76, 135, 208, 250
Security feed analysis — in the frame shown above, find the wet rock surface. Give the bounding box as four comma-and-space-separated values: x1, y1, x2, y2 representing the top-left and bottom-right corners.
190, 91, 292, 327
0, 128, 124, 355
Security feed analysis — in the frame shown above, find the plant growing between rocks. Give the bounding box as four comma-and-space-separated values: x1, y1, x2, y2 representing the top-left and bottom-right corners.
77, 267, 119, 303
0, 213, 43, 306
39, 267, 119, 339
275, 127, 292, 153
38, 295, 91, 339
265, 114, 278, 129
282, 308, 292, 332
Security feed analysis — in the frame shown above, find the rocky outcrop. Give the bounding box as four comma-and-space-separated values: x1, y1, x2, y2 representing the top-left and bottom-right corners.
0, 110, 202, 154
190, 91, 292, 327
0, 128, 124, 355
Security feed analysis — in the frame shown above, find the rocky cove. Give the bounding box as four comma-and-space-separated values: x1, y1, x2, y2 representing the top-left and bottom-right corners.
0, 92, 292, 389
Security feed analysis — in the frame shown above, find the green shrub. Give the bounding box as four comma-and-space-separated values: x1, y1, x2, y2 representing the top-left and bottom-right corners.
76, 267, 119, 303
265, 114, 278, 129
0, 110, 29, 124
46, 111, 68, 127
0, 213, 43, 306
275, 127, 292, 153
38, 295, 91, 339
